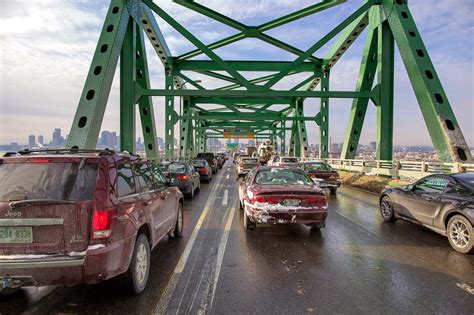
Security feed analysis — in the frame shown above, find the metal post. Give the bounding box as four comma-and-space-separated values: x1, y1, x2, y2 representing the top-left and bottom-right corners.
120, 17, 136, 153
376, 17, 394, 160
319, 70, 330, 158
165, 72, 175, 158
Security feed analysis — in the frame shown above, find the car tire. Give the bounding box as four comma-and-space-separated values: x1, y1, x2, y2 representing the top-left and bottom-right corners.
380, 196, 396, 222
121, 234, 150, 295
447, 215, 473, 254
243, 207, 255, 230
329, 188, 337, 195
168, 203, 184, 239
239, 200, 244, 210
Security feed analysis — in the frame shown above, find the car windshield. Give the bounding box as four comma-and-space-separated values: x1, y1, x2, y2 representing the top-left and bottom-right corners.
281, 158, 299, 163
192, 160, 206, 167
254, 169, 313, 186
304, 162, 331, 171
197, 153, 214, 158
242, 159, 259, 165
0, 162, 98, 201
168, 163, 186, 173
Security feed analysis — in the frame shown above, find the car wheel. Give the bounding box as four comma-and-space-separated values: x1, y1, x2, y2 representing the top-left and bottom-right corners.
121, 234, 150, 294
329, 188, 337, 195
0, 287, 20, 296
447, 215, 473, 254
243, 207, 255, 230
168, 203, 184, 239
239, 200, 244, 210
380, 196, 396, 222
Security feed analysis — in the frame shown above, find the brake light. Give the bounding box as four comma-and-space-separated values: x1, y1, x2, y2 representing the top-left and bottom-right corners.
91, 208, 116, 239
250, 195, 266, 203
329, 173, 340, 179
177, 175, 188, 180
28, 158, 50, 163
304, 196, 327, 206
199, 167, 207, 174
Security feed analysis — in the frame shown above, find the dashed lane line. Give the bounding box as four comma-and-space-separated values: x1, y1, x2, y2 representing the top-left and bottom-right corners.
223, 190, 228, 206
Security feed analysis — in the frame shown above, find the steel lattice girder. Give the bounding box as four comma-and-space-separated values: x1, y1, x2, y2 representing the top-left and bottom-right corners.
65, 0, 471, 163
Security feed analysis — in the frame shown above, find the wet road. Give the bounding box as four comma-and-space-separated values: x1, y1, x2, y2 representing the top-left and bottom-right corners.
1, 161, 473, 314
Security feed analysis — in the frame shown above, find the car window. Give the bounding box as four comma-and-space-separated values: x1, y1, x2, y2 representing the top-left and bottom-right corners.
168, 163, 186, 173
415, 177, 449, 194
242, 158, 259, 164
281, 157, 299, 163
304, 162, 331, 171
446, 183, 472, 197
117, 163, 136, 197
151, 165, 167, 190
254, 169, 313, 185
135, 163, 154, 192
0, 161, 98, 201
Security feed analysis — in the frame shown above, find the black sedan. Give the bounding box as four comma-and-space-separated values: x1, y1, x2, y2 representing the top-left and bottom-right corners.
162, 161, 201, 198
192, 159, 213, 183
380, 172, 474, 254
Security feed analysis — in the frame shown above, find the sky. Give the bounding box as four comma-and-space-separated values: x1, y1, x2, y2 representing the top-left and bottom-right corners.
0, 0, 473, 147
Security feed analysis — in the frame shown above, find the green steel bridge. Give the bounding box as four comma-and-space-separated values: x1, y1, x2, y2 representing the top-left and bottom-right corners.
66, 0, 472, 163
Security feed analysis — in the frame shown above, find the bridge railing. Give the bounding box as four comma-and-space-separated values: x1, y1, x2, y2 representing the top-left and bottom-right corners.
300, 158, 474, 179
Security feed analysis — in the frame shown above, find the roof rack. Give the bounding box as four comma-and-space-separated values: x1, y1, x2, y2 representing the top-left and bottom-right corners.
3, 148, 116, 157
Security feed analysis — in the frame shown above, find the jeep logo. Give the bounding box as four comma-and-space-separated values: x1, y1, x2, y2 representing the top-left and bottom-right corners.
5, 211, 22, 218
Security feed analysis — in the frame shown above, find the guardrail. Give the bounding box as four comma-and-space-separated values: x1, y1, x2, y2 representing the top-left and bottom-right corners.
301, 158, 474, 179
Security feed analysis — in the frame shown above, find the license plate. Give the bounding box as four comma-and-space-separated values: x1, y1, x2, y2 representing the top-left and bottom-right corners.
283, 199, 301, 206
0, 227, 33, 244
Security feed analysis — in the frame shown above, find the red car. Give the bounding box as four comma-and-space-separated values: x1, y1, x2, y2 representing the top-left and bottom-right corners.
302, 161, 341, 195
0, 149, 183, 295
238, 167, 328, 230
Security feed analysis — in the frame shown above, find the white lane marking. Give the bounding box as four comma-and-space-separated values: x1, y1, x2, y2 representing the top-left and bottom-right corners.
457, 283, 474, 295
226, 174, 229, 179
154, 171, 225, 314
222, 190, 228, 206
209, 206, 236, 309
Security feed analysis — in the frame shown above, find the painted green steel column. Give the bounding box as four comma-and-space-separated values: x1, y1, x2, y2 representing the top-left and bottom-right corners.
296, 99, 310, 157
381, 0, 472, 162
66, 0, 131, 149
165, 72, 175, 158
288, 122, 295, 157
135, 25, 159, 160
340, 26, 378, 159
280, 122, 286, 156
120, 17, 136, 153
376, 17, 394, 160
319, 70, 330, 158
180, 97, 192, 158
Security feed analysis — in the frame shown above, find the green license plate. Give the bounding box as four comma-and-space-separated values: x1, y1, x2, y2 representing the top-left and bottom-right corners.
0, 227, 33, 244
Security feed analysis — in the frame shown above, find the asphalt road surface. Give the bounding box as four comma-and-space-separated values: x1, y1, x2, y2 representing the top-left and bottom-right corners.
1, 160, 473, 314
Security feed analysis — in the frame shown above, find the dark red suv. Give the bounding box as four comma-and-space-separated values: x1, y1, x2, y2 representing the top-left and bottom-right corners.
0, 149, 183, 295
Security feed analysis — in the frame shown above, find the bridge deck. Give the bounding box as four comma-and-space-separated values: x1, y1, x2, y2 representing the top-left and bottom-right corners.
2, 161, 473, 314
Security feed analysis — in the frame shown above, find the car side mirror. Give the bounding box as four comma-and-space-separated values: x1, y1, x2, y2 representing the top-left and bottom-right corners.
168, 178, 180, 187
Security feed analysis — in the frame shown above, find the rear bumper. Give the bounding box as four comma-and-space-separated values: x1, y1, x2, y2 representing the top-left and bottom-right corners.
0, 234, 135, 287
315, 180, 341, 188
246, 203, 328, 225
199, 174, 210, 181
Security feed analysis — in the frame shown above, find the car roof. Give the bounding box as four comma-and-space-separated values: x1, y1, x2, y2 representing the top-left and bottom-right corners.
255, 166, 304, 172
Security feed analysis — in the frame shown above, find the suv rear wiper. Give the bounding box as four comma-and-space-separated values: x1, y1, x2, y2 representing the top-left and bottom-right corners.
9, 199, 76, 209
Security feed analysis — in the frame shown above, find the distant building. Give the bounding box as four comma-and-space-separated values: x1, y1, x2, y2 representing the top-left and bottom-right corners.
52, 128, 64, 147
38, 135, 44, 146
28, 135, 36, 148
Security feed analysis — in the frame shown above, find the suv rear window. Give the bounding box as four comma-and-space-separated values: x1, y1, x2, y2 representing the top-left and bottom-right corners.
0, 162, 98, 201
197, 153, 214, 158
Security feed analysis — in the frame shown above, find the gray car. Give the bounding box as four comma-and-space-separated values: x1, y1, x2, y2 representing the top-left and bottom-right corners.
379, 172, 474, 254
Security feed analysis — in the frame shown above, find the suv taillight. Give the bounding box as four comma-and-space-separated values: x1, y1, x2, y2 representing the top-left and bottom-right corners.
91, 208, 116, 240
329, 173, 340, 179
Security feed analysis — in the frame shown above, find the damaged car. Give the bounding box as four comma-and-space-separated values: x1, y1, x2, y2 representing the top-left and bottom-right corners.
238, 167, 328, 230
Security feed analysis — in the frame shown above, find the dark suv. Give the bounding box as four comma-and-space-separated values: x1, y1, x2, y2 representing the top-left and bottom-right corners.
0, 149, 183, 295
196, 153, 218, 174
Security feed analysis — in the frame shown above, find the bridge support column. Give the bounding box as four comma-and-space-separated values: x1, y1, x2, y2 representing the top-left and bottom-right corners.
288, 121, 296, 157
120, 17, 136, 153
381, 0, 472, 162
165, 72, 175, 159
296, 100, 309, 158
67, 0, 132, 150
375, 18, 394, 160
136, 25, 159, 160
319, 70, 330, 158
280, 123, 286, 156
341, 27, 378, 159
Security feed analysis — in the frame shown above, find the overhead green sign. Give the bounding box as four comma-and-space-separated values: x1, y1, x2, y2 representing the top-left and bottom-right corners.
226, 143, 238, 149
